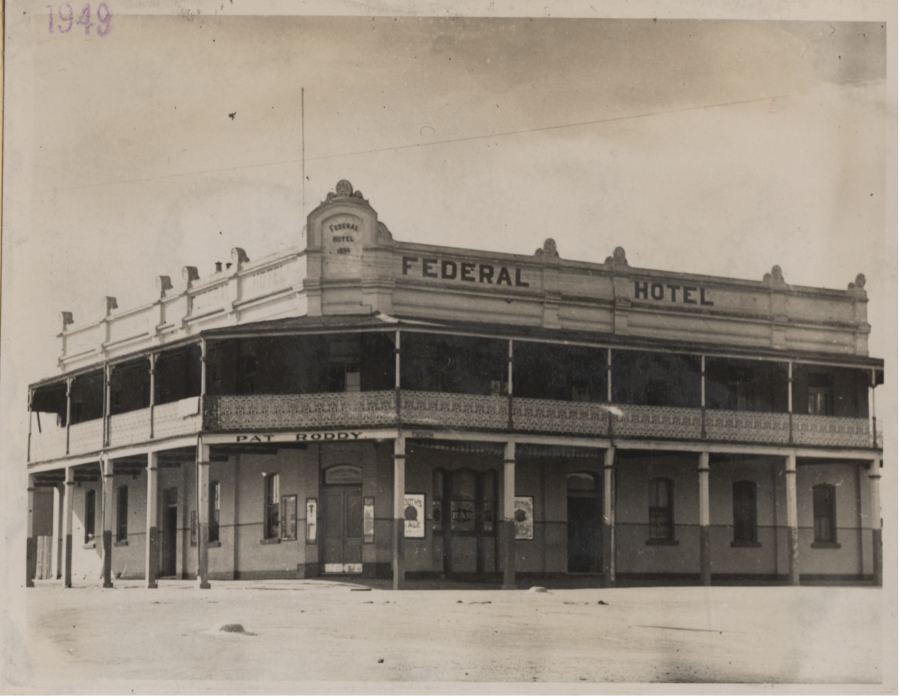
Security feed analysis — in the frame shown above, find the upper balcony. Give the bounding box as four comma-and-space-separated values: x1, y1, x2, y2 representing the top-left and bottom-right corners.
28, 330, 884, 464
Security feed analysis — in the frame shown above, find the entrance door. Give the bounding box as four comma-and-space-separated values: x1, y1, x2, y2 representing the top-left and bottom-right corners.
161, 488, 178, 577
323, 485, 363, 574
438, 469, 497, 576
567, 472, 601, 573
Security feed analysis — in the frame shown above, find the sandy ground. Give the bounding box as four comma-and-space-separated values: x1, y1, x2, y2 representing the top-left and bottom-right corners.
9, 579, 886, 692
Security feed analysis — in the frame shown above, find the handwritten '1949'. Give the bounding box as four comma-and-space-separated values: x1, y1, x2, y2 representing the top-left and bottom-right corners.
47, 4, 111, 36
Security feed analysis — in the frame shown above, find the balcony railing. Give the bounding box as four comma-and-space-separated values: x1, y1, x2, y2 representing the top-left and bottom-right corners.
705, 409, 791, 445
27, 392, 884, 464
154, 398, 202, 439
512, 398, 608, 435
401, 391, 508, 431
108, 407, 152, 448
792, 414, 876, 449
30, 425, 68, 463
68, 419, 103, 456
611, 404, 703, 440
205, 392, 396, 431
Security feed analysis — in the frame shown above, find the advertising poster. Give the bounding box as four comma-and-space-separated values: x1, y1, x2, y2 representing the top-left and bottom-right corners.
404, 494, 425, 538
514, 496, 534, 540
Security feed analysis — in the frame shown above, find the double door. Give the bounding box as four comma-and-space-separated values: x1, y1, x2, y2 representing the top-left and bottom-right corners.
323, 485, 363, 574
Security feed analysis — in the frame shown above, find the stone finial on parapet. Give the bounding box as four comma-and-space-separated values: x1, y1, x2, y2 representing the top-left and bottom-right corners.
60, 311, 74, 331
376, 221, 393, 242
324, 179, 368, 204
156, 275, 173, 298
102, 296, 118, 316
534, 238, 560, 260
231, 248, 250, 271
848, 273, 867, 291
604, 246, 629, 267
182, 266, 200, 288
763, 265, 786, 287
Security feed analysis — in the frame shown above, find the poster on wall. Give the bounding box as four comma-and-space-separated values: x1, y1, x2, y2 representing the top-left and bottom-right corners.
305, 498, 317, 544
404, 494, 425, 538
514, 497, 534, 540
363, 497, 375, 544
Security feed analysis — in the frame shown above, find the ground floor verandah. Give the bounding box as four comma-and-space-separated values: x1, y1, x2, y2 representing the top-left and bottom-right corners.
26, 430, 883, 590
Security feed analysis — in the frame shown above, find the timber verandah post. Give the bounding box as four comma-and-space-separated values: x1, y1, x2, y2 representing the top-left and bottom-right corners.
392, 434, 406, 590
698, 451, 711, 586
65, 378, 73, 455
394, 329, 401, 425
62, 466, 74, 587
145, 451, 160, 588
196, 437, 211, 589
870, 368, 878, 449
787, 361, 794, 444
100, 454, 114, 588
149, 353, 157, 440
785, 452, 800, 586
507, 340, 514, 430
26, 474, 37, 588
103, 364, 113, 448
700, 356, 707, 439
501, 441, 516, 590
601, 447, 615, 587
27, 389, 33, 464
199, 338, 207, 430
868, 459, 882, 587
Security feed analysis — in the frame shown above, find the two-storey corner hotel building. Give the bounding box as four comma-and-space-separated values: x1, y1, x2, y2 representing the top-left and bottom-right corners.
26, 180, 884, 590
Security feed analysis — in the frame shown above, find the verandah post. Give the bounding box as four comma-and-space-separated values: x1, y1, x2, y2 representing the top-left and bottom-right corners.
501, 441, 516, 590
392, 434, 406, 590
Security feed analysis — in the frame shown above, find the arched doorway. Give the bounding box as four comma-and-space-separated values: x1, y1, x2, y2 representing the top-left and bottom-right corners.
322, 465, 363, 574
567, 471, 601, 573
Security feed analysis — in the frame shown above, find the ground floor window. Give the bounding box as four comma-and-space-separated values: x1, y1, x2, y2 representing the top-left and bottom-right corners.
116, 485, 128, 542
84, 489, 96, 543
280, 494, 298, 540
813, 484, 837, 544
264, 473, 280, 540
648, 477, 674, 542
732, 481, 758, 544
209, 481, 220, 544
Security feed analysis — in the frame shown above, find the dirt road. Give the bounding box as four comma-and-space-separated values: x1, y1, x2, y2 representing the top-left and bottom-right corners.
12, 580, 884, 691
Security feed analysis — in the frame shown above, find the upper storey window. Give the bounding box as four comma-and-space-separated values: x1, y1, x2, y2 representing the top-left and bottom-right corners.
612, 350, 701, 408
206, 333, 394, 396
706, 359, 788, 413
793, 365, 869, 418
514, 343, 606, 402
110, 358, 151, 415
401, 334, 506, 395
155, 345, 201, 405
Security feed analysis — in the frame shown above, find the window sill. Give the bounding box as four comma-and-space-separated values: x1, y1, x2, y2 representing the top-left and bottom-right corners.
811, 542, 841, 549
114, 540, 128, 547
82, 542, 96, 550
731, 541, 762, 548
208, 541, 221, 548
260, 538, 281, 545
645, 539, 679, 546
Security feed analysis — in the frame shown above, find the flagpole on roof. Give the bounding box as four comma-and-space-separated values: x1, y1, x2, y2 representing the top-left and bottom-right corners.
301, 87, 306, 221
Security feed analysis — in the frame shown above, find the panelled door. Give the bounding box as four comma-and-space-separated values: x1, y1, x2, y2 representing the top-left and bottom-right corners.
567, 472, 602, 573
160, 487, 178, 577
323, 485, 363, 573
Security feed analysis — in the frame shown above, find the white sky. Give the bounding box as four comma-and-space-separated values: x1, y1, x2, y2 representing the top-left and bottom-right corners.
3, 8, 894, 428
